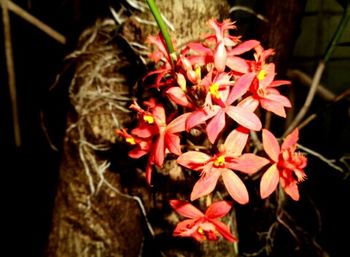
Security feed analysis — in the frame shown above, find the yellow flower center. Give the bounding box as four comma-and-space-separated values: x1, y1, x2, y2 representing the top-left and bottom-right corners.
257, 69, 267, 81
214, 155, 225, 167
143, 115, 154, 124
126, 137, 136, 145
198, 227, 204, 234
209, 83, 220, 99
195, 65, 201, 80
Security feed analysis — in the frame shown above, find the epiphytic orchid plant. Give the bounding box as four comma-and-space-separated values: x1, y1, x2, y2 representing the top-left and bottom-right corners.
116, 0, 308, 245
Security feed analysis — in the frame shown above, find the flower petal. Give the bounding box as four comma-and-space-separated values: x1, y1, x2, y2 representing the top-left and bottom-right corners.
221, 169, 249, 204
190, 169, 221, 201
226, 106, 262, 131
227, 73, 255, 104
284, 182, 300, 201
262, 129, 280, 162
205, 201, 233, 219
170, 200, 204, 218
231, 40, 260, 55
228, 153, 269, 174
210, 219, 237, 242
214, 42, 227, 72
177, 151, 211, 171
166, 87, 191, 107
165, 133, 181, 156
224, 127, 249, 155
153, 130, 165, 167
206, 109, 226, 143
186, 109, 213, 131
260, 163, 280, 199
281, 128, 299, 150
260, 98, 287, 117
167, 113, 191, 133
226, 56, 249, 73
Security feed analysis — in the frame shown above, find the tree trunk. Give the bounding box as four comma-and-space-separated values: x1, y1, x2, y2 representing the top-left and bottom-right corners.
46, 1, 238, 256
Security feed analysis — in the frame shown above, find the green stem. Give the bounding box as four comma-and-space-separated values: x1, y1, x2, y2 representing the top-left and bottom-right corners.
323, 4, 350, 63
146, 0, 175, 64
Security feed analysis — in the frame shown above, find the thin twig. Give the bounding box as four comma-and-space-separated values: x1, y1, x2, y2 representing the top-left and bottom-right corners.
6, 0, 66, 44
297, 143, 344, 173
1, 0, 21, 147
284, 61, 325, 136
287, 69, 336, 102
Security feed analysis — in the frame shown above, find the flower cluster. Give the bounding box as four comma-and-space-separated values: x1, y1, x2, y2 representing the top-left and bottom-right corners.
116, 19, 307, 243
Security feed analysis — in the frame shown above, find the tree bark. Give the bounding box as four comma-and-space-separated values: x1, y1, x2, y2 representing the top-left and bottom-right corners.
46, 1, 238, 257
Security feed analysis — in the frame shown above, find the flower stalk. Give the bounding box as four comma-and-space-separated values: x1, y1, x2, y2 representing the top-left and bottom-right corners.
146, 0, 175, 65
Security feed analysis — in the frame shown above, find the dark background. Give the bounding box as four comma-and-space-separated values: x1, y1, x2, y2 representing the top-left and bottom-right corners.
1, 1, 349, 257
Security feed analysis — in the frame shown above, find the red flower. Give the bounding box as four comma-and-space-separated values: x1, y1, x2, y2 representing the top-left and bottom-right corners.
240, 63, 292, 117
177, 128, 269, 203
186, 72, 261, 143
260, 129, 307, 201
170, 200, 237, 242
128, 99, 190, 184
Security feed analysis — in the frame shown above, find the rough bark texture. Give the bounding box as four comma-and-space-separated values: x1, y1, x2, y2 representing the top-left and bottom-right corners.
47, 1, 238, 257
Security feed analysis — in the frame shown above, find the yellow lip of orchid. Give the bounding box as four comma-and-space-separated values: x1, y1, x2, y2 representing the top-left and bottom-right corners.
143, 114, 155, 124
257, 69, 267, 81
213, 155, 225, 167
126, 137, 136, 145
209, 82, 221, 99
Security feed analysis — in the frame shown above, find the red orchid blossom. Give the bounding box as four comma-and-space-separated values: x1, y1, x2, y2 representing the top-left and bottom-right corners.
240, 63, 292, 117
170, 200, 237, 242
125, 99, 190, 184
177, 128, 269, 203
186, 71, 261, 143
260, 128, 307, 201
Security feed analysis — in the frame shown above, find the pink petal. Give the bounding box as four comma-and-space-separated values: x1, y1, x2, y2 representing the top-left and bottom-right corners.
264, 92, 292, 107
165, 133, 181, 155
262, 129, 280, 162
226, 56, 249, 74
131, 124, 157, 138
166, 87, 191, 107
190, 169, 221, 201
228, 154, 269, 174
153, 131, 165, 167
227, 73, 255, 104
224, 127, 249, 155
221, 169, 249, 204
173, 219, 197, 236
281, 128, 299, 150
269, 80, 291, 88
170, 200, 204, 218
260, 98, 287, 117
226, 106, 262, 131
177, 151, 211, 171
186, 109, 214, 131
260, 163, 280, 199
284, 182, 300, 201
210, 219, 237, 242
167, 113, 191, 133
205, 201, 232, 219
230, 40, 260, 55
237, 96, 259, 112
152, 104, 166, 125
128, 148, 148, 159
206, 109, 226, 143
214, 42, 227, 72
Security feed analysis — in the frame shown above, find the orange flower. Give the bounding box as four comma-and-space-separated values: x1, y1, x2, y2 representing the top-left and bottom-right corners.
170, 200, 237, 242
260, 129, 307, 201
